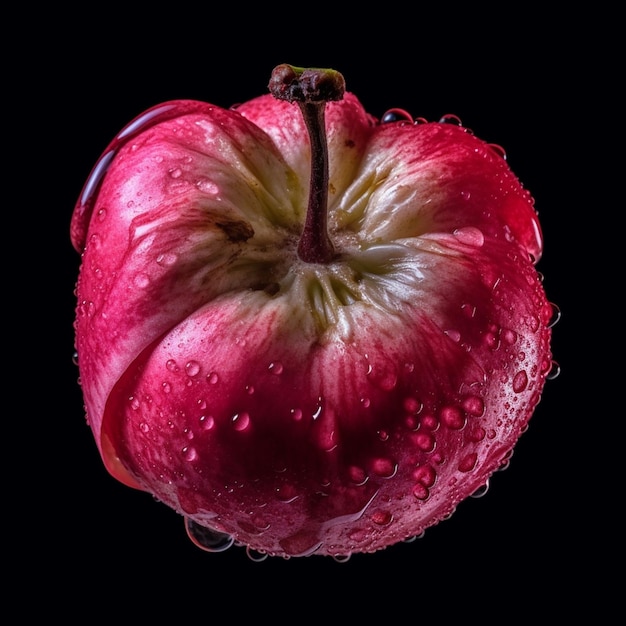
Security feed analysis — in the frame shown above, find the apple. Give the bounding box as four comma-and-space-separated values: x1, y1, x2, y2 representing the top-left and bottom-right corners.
70, 64, 557, 559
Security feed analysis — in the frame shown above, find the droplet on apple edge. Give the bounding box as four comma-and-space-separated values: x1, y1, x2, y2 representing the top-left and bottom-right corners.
185, 519, 234, 553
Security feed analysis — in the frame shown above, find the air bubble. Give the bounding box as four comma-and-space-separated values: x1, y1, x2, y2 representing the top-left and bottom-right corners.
185, 519, 234, 552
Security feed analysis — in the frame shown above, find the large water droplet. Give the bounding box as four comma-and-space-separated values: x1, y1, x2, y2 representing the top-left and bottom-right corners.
453, 226, 485, 247
381, 108, 413, 124
548, 303, 561, 328
185, 519, 234, 552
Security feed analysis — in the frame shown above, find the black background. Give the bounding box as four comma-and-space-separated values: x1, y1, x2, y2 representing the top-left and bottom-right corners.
21, 6, 612, 622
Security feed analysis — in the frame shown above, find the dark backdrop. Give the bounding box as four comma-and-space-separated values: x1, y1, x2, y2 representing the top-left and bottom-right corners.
22, 7, 609, 622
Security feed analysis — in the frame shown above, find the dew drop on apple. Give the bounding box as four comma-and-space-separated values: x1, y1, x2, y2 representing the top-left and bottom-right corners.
275, 483, 299, 503
231, 412, 250, 431
185, 518, 234, 552
458, 452, 478, 472
185, 360, 201, 377
412, 431, 435, 452
333, 553, 352, 563
381, 108, 413, 124
548, 303, 562, 328
156, 252, 178, 267
246, 547, 269, 562
462, 395, 485, 417
199, 415, 215, 431
439, 114, 462, 125
512, 370, 529, 393
371, 509, 393, 526
268, 361, 284, 375
370, 457, 398, 478
441, 406, 466, 430
133, 273, 150, 289
412, 483, 430, 500
453, 226, 485, 248
470, 479, 490, 498
183, 445, 198, 462
195, 177, 219, 195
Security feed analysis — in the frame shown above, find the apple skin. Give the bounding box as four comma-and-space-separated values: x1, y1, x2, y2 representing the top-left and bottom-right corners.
71, 87, 553, 558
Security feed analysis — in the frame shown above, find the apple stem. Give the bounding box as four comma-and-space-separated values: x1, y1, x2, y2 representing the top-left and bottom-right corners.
269, 64, 345, 263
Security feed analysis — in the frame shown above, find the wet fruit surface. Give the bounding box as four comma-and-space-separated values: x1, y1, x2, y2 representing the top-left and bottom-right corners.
71, 65, 557, 558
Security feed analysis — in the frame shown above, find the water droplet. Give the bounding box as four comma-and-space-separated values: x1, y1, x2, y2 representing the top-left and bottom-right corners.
169, 167, 183, 178
471, 479, 490, 498
129, 396, 140, 410
512, 370, 529, 392
441, 406, 466, 430
139, 422, 150, 433
458, 452, 478, 472
276, 483, 299, 503
403, 397, 423, 414
370, 458, 398, 478
185, 518, 234, 552
487, 143, 507, 159
333, 553, 352, 563
232, 412, 250, 431
195, 178, 219, 194
462, 395, 485, 417
548, 303, 561, 328
166, 359, 178, 372
413, 464, 437, 486
156, 252, 178, 266
348, 465, 368, 485
185, 360, 201, 377
268, 361, 284, 375
439, 113, 462, 125
546, 360, 561, 380
453, 226, 485, 247
381, 108, 413, 124
246, 547, 268, 562
412, 431, 435, 452
290, 408, 303, 421
207, 372, 219, 384
371, 509, 393, 526
199, 415, 215, 430
183, 446, 198, 462
161, 382, 171, 394
412, 483, 430, 500
445, 329, 461, 342
133, 273, 150, 288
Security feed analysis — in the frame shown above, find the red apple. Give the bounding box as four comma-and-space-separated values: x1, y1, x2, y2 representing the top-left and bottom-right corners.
70, 65, 556, 559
